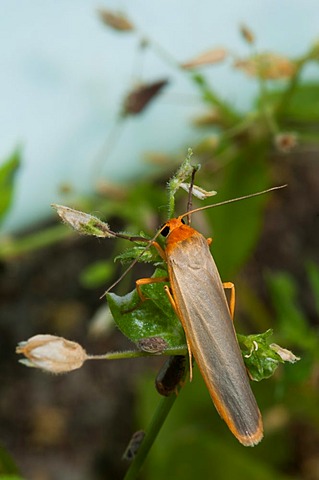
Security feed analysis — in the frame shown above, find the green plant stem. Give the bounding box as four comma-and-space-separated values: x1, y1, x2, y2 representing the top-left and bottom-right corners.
87, 346, 187, 361
191, 73, 240, 127
275, 58, 306, 120
258, 78, 278, 134
0, 224, 72, 260
124, 393, 178, 480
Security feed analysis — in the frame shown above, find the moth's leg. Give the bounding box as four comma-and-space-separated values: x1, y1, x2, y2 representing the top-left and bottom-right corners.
223, 282, 235, 320
152, 241, 166, 261
164, 285, 193, 381
136, 277, 168, 302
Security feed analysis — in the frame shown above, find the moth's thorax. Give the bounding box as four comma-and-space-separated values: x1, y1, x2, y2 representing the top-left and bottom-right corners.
164, 217, 198, 253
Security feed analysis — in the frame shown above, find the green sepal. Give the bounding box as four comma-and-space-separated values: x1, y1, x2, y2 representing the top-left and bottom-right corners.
237, 329, 283, 381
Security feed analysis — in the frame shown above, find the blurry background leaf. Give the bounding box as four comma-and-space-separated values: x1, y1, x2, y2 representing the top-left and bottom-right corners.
305, 260, 319, 315
204, 142, 269, 279
0, 148, 21, 226
266, 271, 318, 354
268, 82, 319, 129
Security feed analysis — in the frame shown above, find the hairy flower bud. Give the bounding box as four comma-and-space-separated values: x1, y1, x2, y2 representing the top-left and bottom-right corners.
52, 204, 116, 238
16, 335, 88, 373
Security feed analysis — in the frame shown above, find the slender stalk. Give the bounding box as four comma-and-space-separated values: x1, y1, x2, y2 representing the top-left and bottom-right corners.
191, 73, 240, 127
275, 58, 306, 120
87, 346, 187, 361
123, 393, 178, 480
0, 224, 71, 260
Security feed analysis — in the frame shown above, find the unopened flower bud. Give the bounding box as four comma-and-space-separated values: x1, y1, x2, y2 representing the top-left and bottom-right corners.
270, 343, 300, 363
240, 24, 255, 44
180, 183, 217, 200
181, 47, 227, 69
16, 335, 88, 373
97, 8, 134, 31
52, 204, 116, 238
274, 132, 298, 153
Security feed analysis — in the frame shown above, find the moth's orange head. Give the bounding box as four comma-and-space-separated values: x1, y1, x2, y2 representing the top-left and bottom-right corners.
161, 217, 196, 247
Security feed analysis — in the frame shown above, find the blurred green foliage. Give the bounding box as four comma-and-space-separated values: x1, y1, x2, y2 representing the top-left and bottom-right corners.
0, 148, 20, 226
0, 444, 22, 479
80, 260, 116, 289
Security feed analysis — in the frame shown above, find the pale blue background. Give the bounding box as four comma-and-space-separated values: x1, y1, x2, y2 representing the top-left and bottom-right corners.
1, 0, 318, 232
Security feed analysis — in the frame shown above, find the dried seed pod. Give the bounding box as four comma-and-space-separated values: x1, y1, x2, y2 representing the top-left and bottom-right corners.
97, 9, 134, 32
123, 79, 168, 115
240, 24, 255, 45
181, 48, 227, 69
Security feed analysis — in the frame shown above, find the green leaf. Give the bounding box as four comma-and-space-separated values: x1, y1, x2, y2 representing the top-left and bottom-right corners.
106, 268, 186, 348
0, 148, 21, 225
237, 329, 283, 381
205, 140, 269, 279
190, 73, 240, 126
281, 82, 319, 122
266, 271, 318, 353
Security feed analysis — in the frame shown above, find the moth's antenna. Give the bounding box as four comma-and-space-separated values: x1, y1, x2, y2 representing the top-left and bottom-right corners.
179, 184, 287, 220
100, 227, 165, 298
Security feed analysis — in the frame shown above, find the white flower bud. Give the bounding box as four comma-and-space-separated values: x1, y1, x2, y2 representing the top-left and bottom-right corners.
16, 334, 88, 374
180, 183, 217, 200
270, 343, 300, 363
